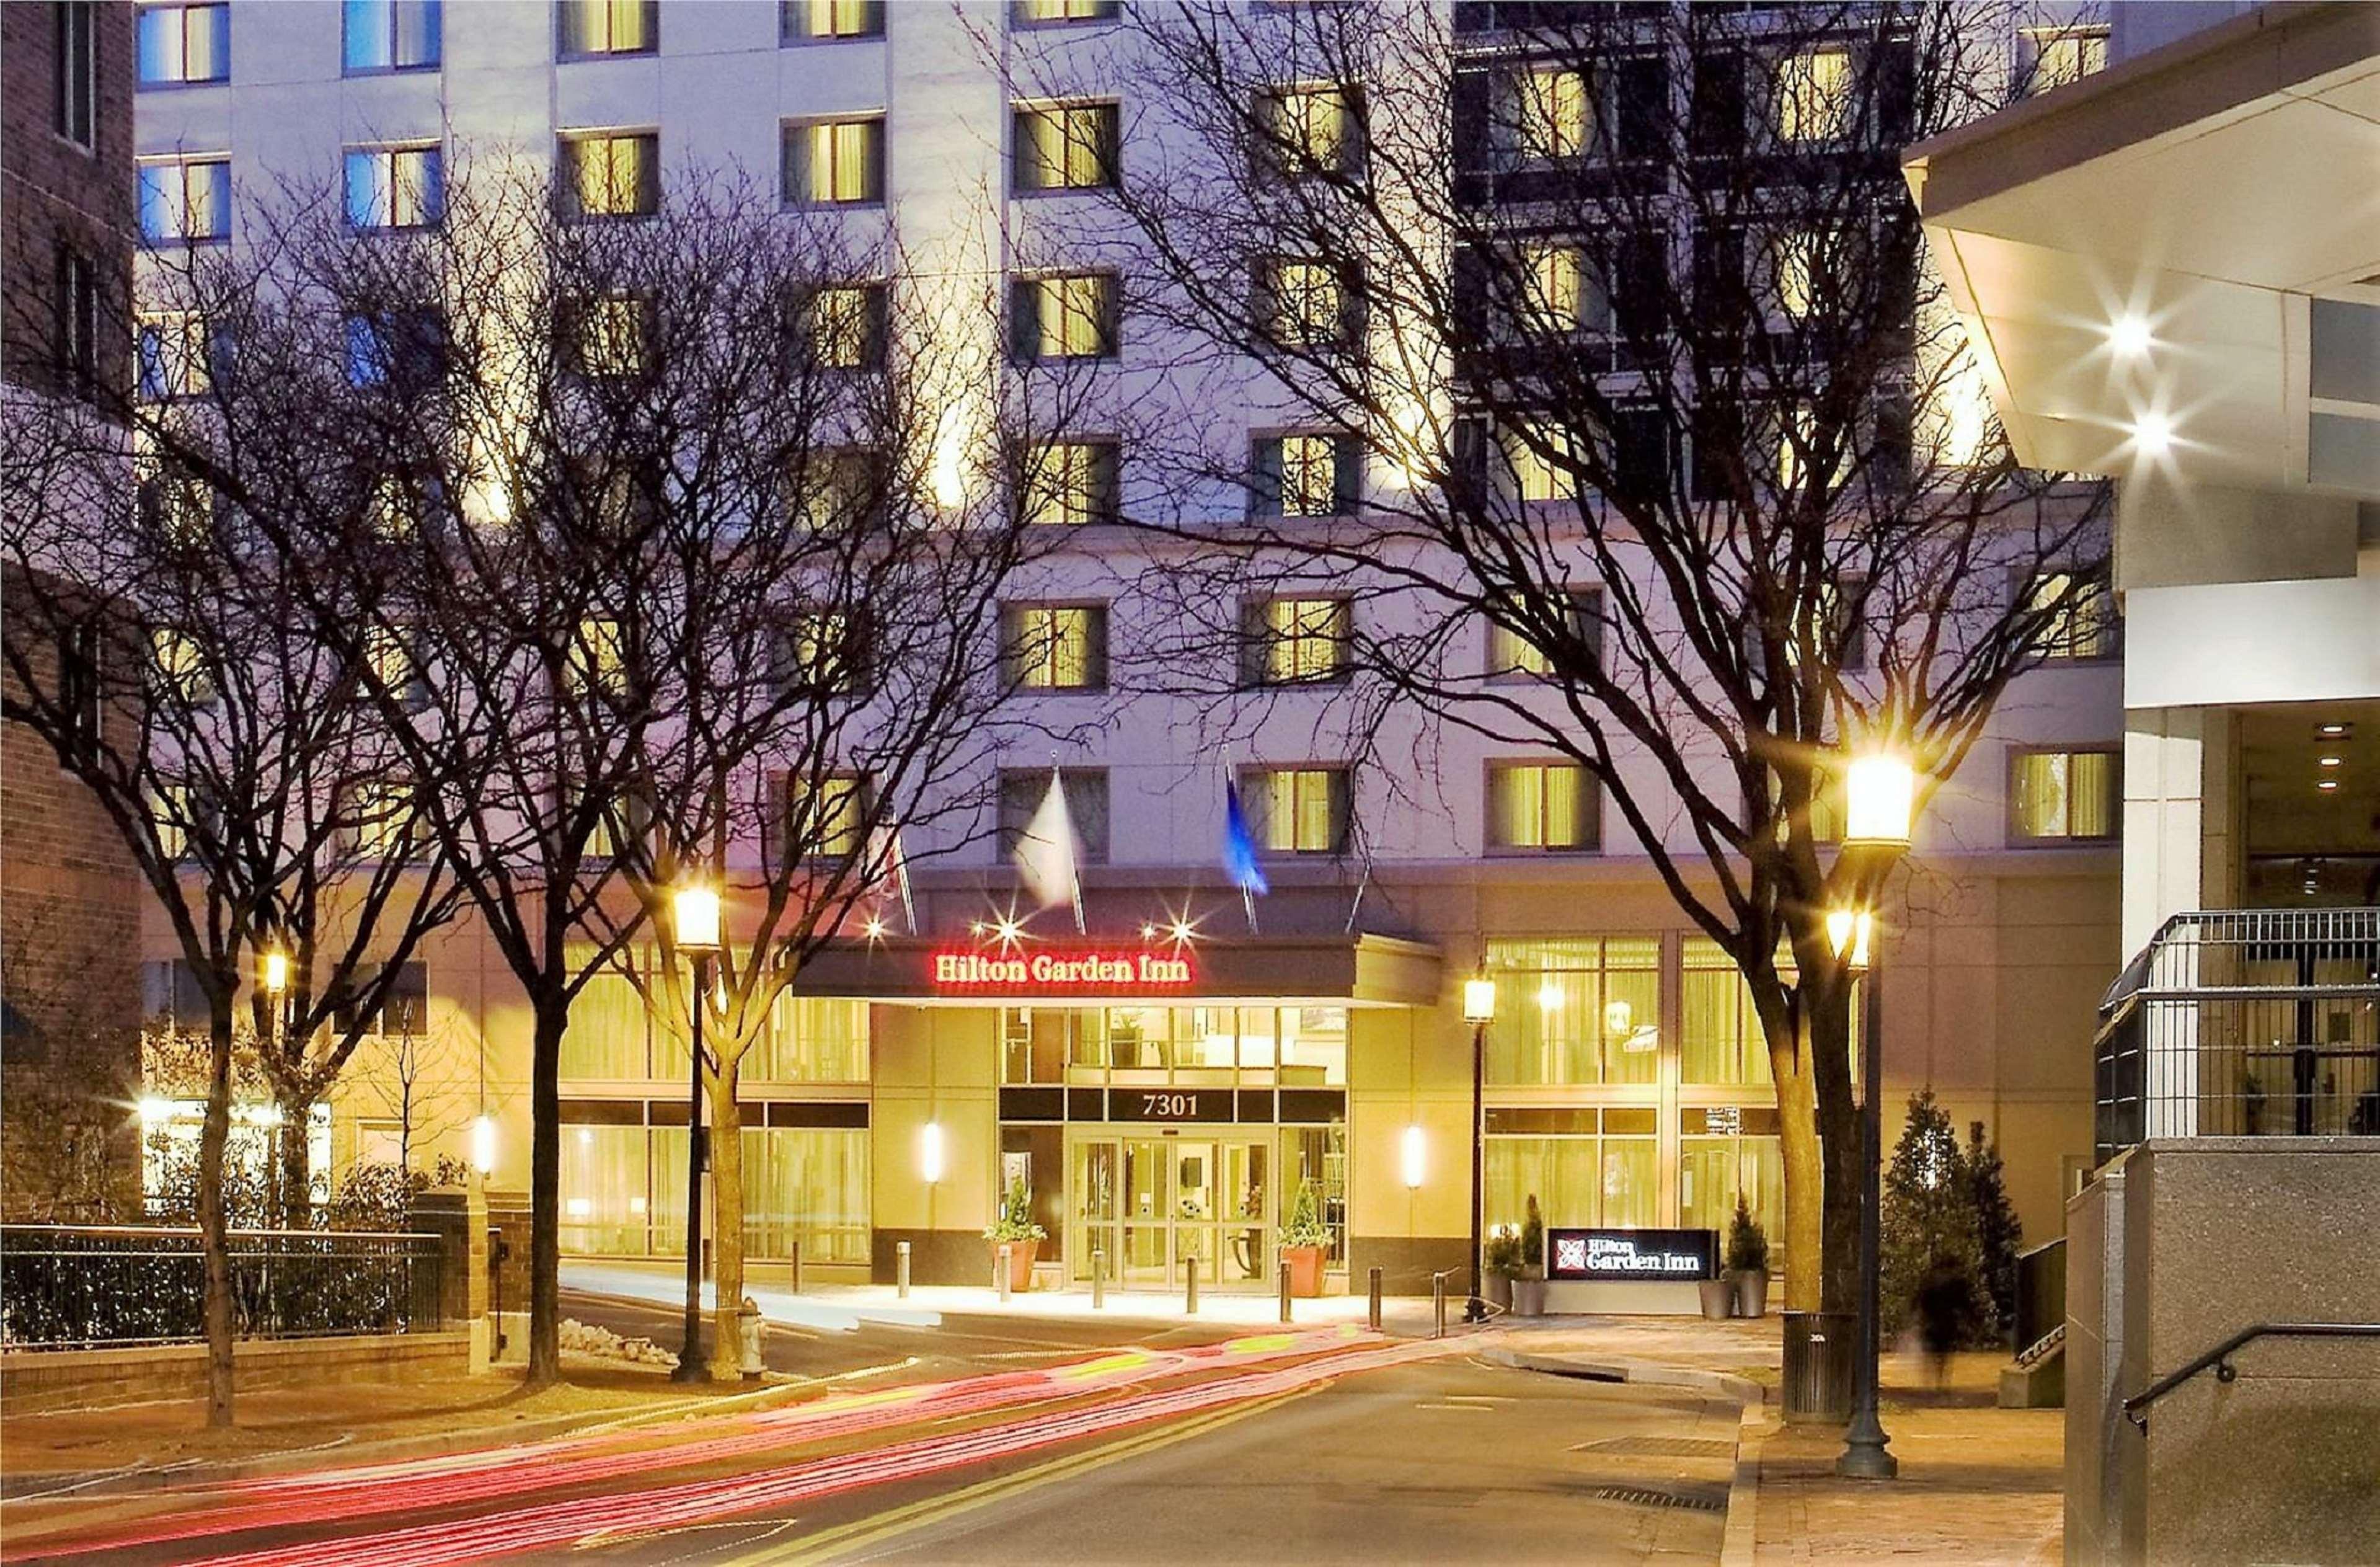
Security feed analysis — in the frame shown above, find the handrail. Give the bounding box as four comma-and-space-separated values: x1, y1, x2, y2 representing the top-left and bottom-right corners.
2123, 1323, 2380, 1432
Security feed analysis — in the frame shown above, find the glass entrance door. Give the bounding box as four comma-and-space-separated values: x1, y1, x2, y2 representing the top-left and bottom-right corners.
1069, 1130, 1274, 1289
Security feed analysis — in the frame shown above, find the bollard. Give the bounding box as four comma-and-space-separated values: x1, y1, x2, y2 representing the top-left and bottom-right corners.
896, 1240, 911, 1299
1433, 1270, 1449, 1339
1277, 1258, 1293, 1324
1185, 1253, 1199, 1315
1367, 1266, 1383, 1333
789, 1240, 802, 1297
1091, 1246, 1105, 1310
998, 1243, 1012, 1303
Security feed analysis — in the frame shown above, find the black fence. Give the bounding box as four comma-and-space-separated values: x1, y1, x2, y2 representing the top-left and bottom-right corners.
2095, 908, 2380, 1163
0, 1225, 448, 1349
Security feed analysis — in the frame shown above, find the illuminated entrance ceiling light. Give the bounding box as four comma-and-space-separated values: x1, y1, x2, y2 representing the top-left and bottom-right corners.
863, 917, 887, 940
993, 918, 1024, 946
2316, 779, 2340, 792
2319, 755, 2343, 768
2108, 314, 2153, 359
1167, 920, 1197, 944
1139, 923, 1157, 940
1537, 980, 1565, 1013
2317, 722, 2351, 739
2131, 411, 2174, 456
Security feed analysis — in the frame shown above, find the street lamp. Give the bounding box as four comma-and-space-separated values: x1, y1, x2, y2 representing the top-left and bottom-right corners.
1835, 745, 1914, 1481
670, 882, 721, 1385
1461, 972, 1497, 1323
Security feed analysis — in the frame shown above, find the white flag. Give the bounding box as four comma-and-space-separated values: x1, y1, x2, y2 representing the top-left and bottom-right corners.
1013, 768, 1079, 915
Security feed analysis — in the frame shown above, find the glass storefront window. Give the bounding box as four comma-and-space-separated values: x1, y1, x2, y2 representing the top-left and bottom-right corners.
755, 998, 867, 1082
561, 1124, 649, 1253
1681, 938, 1772, 1087
1002, 1006, 1348, 1086
1679, 1106, 1783, 1252
561, 967, 650, 1078
1280, 1122, 1347, 1266
1280, 1005, 1347, 1084
1485, 937, 1660, 1085
742, 1127, 870, 1264
1484, 1108, 1657, 1235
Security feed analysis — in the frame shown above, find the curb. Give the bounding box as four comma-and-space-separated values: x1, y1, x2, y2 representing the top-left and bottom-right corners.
1720, 1402, 1772, 1567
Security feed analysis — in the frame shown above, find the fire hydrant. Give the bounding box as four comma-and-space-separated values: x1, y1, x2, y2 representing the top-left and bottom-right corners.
737, 1297, 764, 1381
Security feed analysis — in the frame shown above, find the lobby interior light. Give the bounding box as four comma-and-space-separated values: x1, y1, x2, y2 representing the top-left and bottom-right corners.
1536, 980, 1565, 1013
1401, 1124, 1426, 1189
1462, 974, 1498, 1025
1828, 908, 1875, 970
471, 1114, 497, 1176
672, 883, 722, 953
1841, 750, 1917, 848
259, 949, 290, 994
920, 1121, 946, 1184
2108, 314, 2153, 359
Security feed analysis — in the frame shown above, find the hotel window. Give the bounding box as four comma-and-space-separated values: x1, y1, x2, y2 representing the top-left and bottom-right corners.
997, 768, 1110, 864
139, 157, 232, 244
1775, 48, 1851, 142
782, 771, 868, 861
561, 132, 658, 220
774, 607, 870, 697
560, 1124, 648, 1252
782, 0, 882, 42
1259, 257, 1357, 350
139, 3, 228, 85
739, 1128, 870, 1263
2010, 748, 2117, 843
1487, 761, 1598, 853
1012, 102, 1120, 192
1769, 226, 1843, 321
56, 1, 97, 145
346, 776, 418, 861
139, 465, 214, 544
783, 118, 885, 207
138, 313, 211, 401
331, 961, 428, 1038
1506, 67, 1589, 163
1689, 47, 1746, 157
1241, 596, 1349, 686
1250, 433, 1356, 518
567, 295, 652, 378
55, 248, 99, 399
344, 145, 443, 230
1515, 242, 1606, 338
2024, 569, 2118, 660
345, 310, 445, 392
791, 447, 882, 532
566, 617, 626, 699
2026, 27, 2107, 95
558, 0, 656, 56
1486, 587, 1601, 679
1024, 441, 1120, 526
1683, 937, 1781, 1087
754, 998, 869, 1082
152, 784, 192, 861
1485, 1107, 1659, 1235
1760, 765, 1843, 848
1243, 766, 1350, 855
342, 0, 439, 71
149, 628, 213, 706
1680, 1106, 1783, 1248
806, 283, 886, 370
1010, 273, 1117, 362
1002, 604, 1108, 692
1014, 0, 1117, 24
560, 963, 650, 1076
365, 623, 433, 711
1502, 420, 1575, 504
1484, 937, 1660, 1087
1263, 85, 1356, 177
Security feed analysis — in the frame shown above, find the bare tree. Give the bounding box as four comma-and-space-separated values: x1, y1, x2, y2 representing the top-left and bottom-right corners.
1016, 0, 2110, 1312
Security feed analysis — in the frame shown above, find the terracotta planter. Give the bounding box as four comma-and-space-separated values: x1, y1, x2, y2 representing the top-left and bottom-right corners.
1485, 1272, 1514, 1310
1698, 1277, 1736, 1320
1732, 1267, 1770, 1319
1280, 1244, 1327, 1298
1510, 1276, 1548, 1317
994, 1235, 1039, 1293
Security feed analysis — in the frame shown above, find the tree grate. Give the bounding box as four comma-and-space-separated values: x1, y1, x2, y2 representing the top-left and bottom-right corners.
1571, 1436, 1736, 1460
1592, 1485, 1728, 1514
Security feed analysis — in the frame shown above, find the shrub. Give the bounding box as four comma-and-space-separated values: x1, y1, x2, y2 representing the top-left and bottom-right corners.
1725, 1194, 1770, 1274
983, 1176, 1046, 1243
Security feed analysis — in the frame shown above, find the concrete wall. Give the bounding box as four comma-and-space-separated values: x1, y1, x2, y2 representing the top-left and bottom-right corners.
0, 1330, 472, 1413
2066, 1139, 2380, 1566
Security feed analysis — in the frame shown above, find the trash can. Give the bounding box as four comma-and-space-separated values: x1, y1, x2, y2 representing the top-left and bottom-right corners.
1781, 1310, 1856, 1423
737, 1297, 764, 1381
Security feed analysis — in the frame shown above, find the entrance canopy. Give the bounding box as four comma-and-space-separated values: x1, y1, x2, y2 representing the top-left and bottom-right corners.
1904, 4, 2380, 494
782, 933, 1444, 1009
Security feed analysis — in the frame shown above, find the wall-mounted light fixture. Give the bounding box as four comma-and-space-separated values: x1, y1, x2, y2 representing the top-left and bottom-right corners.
1401, 1124, 1426, 1190
920, 1121, 946, 1184
471, 1114, 498, 1176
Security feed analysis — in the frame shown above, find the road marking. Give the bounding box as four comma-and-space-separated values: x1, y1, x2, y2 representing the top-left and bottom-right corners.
761, 1388, 1311, 1566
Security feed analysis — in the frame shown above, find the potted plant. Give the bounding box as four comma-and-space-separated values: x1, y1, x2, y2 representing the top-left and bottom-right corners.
1279, 1178, 1331, 1297
1482, 1225, 1521, 1310
1510, 1194, 1550, 1316
983, 1176, 1046, 1294
1726, 1194, 1771, 1318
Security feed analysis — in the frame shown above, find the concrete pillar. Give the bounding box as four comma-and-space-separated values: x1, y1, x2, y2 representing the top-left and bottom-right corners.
466, 1173, 490, 1374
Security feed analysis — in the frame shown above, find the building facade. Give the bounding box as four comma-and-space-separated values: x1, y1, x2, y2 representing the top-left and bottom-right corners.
131, 0, 2123, 1294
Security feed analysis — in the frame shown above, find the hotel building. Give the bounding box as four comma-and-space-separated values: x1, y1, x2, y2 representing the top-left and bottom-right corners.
130, 0, 2125, 1295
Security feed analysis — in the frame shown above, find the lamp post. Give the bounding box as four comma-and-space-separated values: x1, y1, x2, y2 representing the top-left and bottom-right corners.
259, 949, 290, 1216
1834, 747, 1916, 1481
1461, 972, 1497, 1323
670, 882, 721, 1385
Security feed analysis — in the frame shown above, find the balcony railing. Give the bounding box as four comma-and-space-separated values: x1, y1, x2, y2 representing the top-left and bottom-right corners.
2095, 908, 2380, 1163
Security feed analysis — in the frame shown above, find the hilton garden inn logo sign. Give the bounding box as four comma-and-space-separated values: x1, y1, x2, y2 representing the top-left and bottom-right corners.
1547, 1228, 1719, 1282
930, 949, 1194, 990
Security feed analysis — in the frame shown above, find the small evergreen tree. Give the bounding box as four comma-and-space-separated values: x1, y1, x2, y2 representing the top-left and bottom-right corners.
1963, 1120, 2023, 1343
1726, 1194, 1771, 1274
1519, 1193, 1547, 1278
1879, 1089, 1989, 1347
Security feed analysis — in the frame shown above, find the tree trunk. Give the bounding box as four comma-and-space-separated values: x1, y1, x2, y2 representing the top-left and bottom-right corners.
526, 997, 566, 1388
1767, 1011, 1824, 1311
276, 1109, 311, 1229
706, 1058, 745, 1382
198, 996, 237, 1428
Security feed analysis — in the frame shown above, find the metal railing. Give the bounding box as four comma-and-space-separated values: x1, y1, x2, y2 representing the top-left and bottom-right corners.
0, 1225, 447, 1349
2094, 909, 2380, 1163
2123, 1323, 2380, 1433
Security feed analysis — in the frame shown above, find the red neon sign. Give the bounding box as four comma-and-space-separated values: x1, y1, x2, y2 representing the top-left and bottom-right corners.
930, 949, 1194, 989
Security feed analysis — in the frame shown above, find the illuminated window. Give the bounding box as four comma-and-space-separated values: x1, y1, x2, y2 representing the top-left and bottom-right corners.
1263, 258, 1350, 348
1487, 761, 1597, 852
558, 0, 655, 55
1025, 441, 1119, 526
153, 783, 199, 861
1012, 102, 1120, 192
774, 607, 869, 696
343, 0, 439, 71
1484, 938, 1660, 1088
1487, 588, 1601, 678
137, 313, 210, 401
2028, 27, 2107, 94
572, 296, 650, 378
1252, 433, 1351, 518
792, 448, 882, 532
139, 466, 213, 545
365, 623, 432, 709
1681, 1105, 1783, 1246
1013, 273, 1117, 361
1014, 0, 1115, 23
1503, 420, 1577, 504
1762, 766, 1843, 846
1245, 766, 1349, 855
348, 776, 417, 861
1518, 242, 1601, 335
2011, 748, 2117, 842
784, 118, 883, 206
1002, 604, 1107, 691
568, 618, 626, 699
140, 3, 229, 85
783, 772, 868, 861
1776, 402, 1816, 490
1512, 68, 1589, 162
1266, 85, 1353, 175
808, 284, 885, 369
1487, 1107, 1658, 1232
1776, 49, 1851, 142
1244, 597, 1349, 685
562, 132, 658, 220
149, 629, 213, 706
139, 157, 231, 244
1772, 227, 1836, 318
344, 144, 443, 229
783, 0, 882, 40
2024, 569, 2118, 660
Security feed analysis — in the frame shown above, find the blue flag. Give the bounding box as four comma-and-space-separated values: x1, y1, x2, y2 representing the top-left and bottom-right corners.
1223, 779, 1268, 897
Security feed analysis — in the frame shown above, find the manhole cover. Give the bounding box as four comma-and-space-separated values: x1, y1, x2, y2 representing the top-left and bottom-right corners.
1571, 1436, 1736, 1460
1593, 1485, 1728, 1514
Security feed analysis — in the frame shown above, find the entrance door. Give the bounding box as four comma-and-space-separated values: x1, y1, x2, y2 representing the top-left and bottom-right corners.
1069, 1130, 1273, 1289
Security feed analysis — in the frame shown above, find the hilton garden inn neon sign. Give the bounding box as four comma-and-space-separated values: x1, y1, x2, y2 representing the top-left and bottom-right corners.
930, 949, 1194, 990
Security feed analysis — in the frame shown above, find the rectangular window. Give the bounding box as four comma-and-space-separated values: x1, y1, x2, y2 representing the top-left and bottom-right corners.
561, 132, 658, 219
567, 617, 625, 699
1244, 766, 1349, 855
755, 997, 869, 1082
56, 2, 96, 144
773, 606, 870, 697
139, 4, 229, 86
2027, 27, 2107, 95
144, 959, 211, 1033
1260, 257, 1353, 349
738, 1127, 870, 1264
782, 0, 882, 42
344, 309, 445, 391
1761, 766, 1843, 846
1503, 420, 1577, 504
1263, 84, 1354, 177
559, 964, 650, 1077
137, 313, 210, 401
998, 768, 1110, 864
2025, 569, 2118, 660
1024, 441, 1120, 526
558, 0, 655, 56
1516, 242, 1606, 337
150, 628, 213, 706
139, 157, 232, 244
345, 776, 418, 861
1680, 941, 1839, 1088
1486, 587, 1601, 679
1486, 1111, 1659, 1233
365, 623, 433, 711
1014, 0, 1117, 22
55, 249, 98, 397
1510, 67, 1588, 162
2011, 748, 2117, 843
807, 283, 886, 370
1680, 1105, 1782, 1246
1776, 48, 1851, 142
783, 117, 884, 206
568, 295, 651, 378
1689, 48, 1746, 157
1242, 597, 1348, 685
1011, 273, 1117, 361
349, 964, 427, 1040
342, 0, 439, 71
1484, 937, 1661, 1087
343, 145, 443, 230
791, 448, 882, 532
1012, 101, 1120, 192
1487, 761, 1598, 852
1250, 433, 1356, 518
784, 771, 867, 861
1002, 604, 1108, 692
